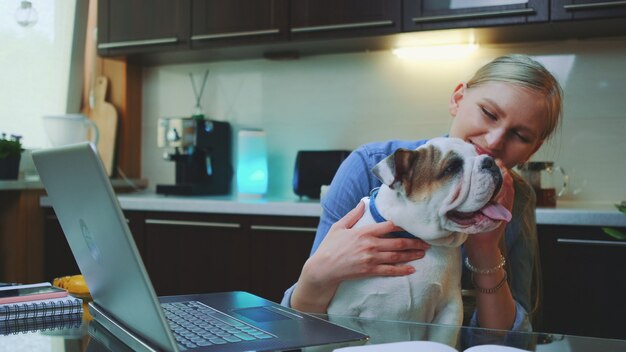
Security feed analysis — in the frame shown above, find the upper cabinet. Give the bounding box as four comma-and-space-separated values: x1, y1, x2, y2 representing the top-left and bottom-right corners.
190, 0, 288, 49
97, 0, 190, 56
403, 0, 548, 32
551, 0, 626, 21
97, 0, 626, 61
289, 0, 401, 40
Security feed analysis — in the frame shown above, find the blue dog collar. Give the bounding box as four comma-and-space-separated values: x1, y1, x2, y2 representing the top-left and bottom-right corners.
368, 188, 416, 239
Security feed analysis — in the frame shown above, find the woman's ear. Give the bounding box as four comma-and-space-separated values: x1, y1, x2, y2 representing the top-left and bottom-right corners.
449, 83, 466, 117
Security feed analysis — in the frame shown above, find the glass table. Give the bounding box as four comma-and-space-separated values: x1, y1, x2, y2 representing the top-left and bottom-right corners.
1, 314, 625, 352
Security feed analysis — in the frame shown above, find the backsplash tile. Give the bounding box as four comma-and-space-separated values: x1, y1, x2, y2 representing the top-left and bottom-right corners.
142, 37, 626, 204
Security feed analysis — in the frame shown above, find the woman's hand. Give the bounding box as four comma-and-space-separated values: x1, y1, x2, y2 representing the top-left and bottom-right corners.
290, 201, 429, 313
464, 160, 517, 330
311, 200, 429, 283
465, 160, 514, 255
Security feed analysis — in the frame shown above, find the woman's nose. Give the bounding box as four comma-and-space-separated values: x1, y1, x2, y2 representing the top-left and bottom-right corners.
485, 129, 506, 150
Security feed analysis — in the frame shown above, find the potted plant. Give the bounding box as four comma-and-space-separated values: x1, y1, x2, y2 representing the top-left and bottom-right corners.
0, 133, 23, 180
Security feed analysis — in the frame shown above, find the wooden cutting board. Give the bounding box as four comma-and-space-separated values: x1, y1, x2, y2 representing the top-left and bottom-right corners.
90, 76, 118, 176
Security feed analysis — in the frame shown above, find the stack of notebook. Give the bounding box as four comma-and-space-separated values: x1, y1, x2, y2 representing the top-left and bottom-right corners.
0, 282, 83, 335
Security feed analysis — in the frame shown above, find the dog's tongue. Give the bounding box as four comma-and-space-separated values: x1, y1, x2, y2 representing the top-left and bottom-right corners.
481, 203, 512, 222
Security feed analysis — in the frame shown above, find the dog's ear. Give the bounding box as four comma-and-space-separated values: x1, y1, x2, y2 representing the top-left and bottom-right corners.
372, 148, 420, 190
372, 154, 396, 186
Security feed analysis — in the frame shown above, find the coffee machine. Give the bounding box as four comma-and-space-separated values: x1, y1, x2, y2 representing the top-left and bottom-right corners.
156, 117, 232, 195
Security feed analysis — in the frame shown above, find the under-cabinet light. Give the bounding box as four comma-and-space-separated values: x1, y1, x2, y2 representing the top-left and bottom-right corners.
393, 43, 479, 61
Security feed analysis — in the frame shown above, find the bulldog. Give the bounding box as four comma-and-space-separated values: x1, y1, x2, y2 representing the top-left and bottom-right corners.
327, 137, 512, 326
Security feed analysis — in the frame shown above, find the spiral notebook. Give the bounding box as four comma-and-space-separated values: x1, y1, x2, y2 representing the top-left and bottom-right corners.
0, 313, 83, 335
0, 295, 83, 321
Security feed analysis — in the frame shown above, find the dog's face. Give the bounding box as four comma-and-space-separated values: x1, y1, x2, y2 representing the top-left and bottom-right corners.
372, 137, 511, 245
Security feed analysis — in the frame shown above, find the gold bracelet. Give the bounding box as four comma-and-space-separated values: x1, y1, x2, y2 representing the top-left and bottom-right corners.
464, 254, 506, 275
472, 271, 507, 294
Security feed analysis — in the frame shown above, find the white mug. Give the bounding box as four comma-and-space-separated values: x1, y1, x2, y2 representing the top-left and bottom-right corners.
42, 114, 99, 147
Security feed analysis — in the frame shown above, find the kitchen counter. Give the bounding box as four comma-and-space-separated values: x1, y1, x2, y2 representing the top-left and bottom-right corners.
39, 192, 626, 227
0, 178, 47, 190
1, 178, 148, 191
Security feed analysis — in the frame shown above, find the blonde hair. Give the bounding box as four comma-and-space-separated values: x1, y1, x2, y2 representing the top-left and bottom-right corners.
467, 54, 564, 142
465, 55, 562, 325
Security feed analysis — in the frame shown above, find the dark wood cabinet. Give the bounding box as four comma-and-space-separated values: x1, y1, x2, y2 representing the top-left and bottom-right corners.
289, 0, 401, 40
537, 225, 626, 340
247, 215, 317, 302
97, 0, 190, 56
42, 205, 626, 337
551, 0, 626, 20
42, 208, 317, 303
137, 211, 317, 303
142, 212, 250, 296
97, 0, 626, 61
403, 0, 548, 32
190, 0, 288, 49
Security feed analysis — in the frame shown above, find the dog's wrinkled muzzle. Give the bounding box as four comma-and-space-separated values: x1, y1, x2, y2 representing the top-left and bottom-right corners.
445, 156, 512, 226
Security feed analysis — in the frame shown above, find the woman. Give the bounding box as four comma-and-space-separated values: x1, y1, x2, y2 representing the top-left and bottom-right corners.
281, 54, 563, 332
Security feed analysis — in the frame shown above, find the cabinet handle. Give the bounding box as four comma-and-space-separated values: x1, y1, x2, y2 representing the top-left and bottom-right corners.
145, 219, 240, 229
250, 225, 317, 233
191, 29, 280, 41
557, 238, 626, 247
291, 20, 394, 33
411, 8, 535, 23
563, 1, 626, 11
97, 37, 179, 50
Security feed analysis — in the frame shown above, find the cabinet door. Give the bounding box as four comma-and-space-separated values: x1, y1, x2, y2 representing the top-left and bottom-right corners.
403, 0, 548, 32
143, 212, 250, 296
290, 0, 401, 40
248, 216, 318, 303
97, 0, 189, 56
190, 0, 288, 49
552, 0, 626, 21
537, 225, 626, 340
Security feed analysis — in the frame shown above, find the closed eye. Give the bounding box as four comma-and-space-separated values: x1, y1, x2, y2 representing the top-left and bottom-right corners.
481, 107, 497, 121
440, 157, 463, 178
513, 130, 531, 143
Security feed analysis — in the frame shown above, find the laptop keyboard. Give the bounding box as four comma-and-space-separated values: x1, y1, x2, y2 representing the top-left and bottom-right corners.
162, 301, 275, 351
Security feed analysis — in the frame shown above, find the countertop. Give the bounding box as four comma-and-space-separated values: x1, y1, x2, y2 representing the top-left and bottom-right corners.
39, 191, 626, 227
0, 178, 49, 190
1, 178, 148, 191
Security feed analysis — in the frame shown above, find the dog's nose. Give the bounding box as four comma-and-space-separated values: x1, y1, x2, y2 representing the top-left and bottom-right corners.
481, 156, 503, 194
481, 157, 498, 173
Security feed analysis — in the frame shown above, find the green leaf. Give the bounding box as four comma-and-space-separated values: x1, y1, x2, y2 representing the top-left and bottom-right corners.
602, 227, 626, 240
0, 137, 22, 157
616, 204, 626, 215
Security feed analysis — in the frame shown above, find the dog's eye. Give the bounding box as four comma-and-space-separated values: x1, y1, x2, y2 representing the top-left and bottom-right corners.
441, 158, 463, 178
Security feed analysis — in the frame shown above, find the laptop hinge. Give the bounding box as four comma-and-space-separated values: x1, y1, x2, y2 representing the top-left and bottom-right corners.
89, 302, 168, 352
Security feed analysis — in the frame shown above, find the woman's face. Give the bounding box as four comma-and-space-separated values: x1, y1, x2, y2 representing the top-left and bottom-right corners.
448, 81, 547, 169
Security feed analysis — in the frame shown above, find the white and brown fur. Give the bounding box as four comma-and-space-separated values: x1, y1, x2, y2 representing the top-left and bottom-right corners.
327, 137, 506, 329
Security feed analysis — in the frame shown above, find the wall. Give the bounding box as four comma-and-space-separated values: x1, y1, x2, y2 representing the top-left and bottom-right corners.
141, 37, 626, 204
0, 1, 77, 149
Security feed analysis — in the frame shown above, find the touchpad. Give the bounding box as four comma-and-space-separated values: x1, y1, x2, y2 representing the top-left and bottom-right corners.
233, 307, 292, 322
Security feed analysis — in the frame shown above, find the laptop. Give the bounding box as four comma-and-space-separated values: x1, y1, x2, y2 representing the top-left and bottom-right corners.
33, 142, 368, 352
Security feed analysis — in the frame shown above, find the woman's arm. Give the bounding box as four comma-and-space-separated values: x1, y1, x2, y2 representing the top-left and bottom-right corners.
464, 163, 517, 330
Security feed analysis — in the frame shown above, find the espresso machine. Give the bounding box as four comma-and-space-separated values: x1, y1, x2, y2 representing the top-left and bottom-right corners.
156, 117, 232, 195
